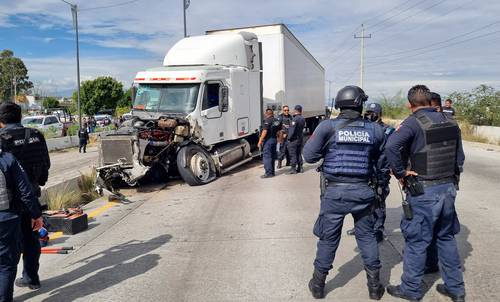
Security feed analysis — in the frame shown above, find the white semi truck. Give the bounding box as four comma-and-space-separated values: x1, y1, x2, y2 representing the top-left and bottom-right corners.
97, 24, 325, 188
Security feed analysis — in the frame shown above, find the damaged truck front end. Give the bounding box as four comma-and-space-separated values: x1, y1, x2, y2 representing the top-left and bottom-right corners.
97, 116, 192, 192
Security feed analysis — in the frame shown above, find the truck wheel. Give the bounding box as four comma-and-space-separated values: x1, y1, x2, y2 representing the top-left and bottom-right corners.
177, 145, 216, 186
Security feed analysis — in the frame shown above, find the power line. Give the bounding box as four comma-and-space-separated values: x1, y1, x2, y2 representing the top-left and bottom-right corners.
362, 0, 414, 27
371, 0, 449, 35
79, 0, 140, 11
369, 0, 474, 47
366, 29, 500, 68
368, 0, 432, 31
368, 20, 500, 59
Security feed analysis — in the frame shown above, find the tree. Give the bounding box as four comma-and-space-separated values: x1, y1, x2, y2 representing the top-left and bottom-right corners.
0, 50, 33, 102
448, 85, 500, 126
74, 76, 124, 115
117, 87, 133, 108
43, 96, 60, 108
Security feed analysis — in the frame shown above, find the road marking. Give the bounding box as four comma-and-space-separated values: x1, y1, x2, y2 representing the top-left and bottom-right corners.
48, 201, 120, 241
50, 232, 63, 240
87, 201, 120, 219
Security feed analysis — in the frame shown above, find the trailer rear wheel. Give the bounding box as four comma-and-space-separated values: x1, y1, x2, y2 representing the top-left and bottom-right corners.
177, 145, 216, 186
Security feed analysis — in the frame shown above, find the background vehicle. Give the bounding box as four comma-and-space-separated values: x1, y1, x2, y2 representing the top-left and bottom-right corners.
97, 24, 325, 189
94, 114, 112, 127
22, 115, 64, 136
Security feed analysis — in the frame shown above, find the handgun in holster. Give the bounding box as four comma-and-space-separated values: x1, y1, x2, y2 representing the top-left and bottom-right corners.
318, 167, 327, 198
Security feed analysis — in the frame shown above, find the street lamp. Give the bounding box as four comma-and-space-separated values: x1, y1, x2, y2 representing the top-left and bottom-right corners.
61, 0, 82, 129
183, 0, 190, 37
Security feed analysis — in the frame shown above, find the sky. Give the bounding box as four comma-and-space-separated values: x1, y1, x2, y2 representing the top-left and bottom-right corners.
0, 0, 499, 100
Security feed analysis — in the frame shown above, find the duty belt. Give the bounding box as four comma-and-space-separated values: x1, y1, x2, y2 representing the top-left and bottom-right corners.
420, 177, 455, 187
325, 180, 369, 187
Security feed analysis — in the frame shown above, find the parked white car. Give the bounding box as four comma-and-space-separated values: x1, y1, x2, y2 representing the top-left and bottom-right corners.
21, 115, 64, 135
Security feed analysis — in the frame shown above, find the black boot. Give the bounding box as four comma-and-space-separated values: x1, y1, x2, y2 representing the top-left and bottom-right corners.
297, 164, 304, 173
386, 285, 420, 301
308, 269, 327, 299
277, 160, 282, 169
436, 284, 465, 302
288, 166, 297, 174
365, 267, 384, 300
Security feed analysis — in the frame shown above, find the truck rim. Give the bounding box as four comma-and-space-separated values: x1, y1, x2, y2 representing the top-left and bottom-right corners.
190, 152, 211, 181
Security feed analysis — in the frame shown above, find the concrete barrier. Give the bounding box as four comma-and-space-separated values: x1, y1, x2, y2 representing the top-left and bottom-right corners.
46, 131, 113, 152
473, 125, 500, 144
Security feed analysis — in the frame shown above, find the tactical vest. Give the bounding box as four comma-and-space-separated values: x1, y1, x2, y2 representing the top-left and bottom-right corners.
0, 127, 49, 186
322, 119, 376, 178
0, 168, 11, 211
410, 111, 459, 180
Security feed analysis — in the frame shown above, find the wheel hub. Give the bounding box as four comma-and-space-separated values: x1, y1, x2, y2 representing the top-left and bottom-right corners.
190, 152, 210, 181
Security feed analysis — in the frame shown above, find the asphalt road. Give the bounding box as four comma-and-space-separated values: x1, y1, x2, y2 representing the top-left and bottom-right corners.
15, 141, 500, 301
44, 146, 98, 188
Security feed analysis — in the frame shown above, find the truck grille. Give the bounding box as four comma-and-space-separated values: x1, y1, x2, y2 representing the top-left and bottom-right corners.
99, 136, 134, 166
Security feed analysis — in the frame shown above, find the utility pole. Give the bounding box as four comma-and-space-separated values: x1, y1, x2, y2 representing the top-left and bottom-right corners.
354, 24, 371, 89
61, 0, 82, 129
326, 80, 333, 108
183, 0, 190, 37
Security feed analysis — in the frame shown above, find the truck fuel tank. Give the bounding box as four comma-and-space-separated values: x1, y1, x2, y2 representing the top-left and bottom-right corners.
212, 139, 251, 173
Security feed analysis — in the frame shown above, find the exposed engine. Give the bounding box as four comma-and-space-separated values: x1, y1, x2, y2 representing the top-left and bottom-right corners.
97, 116, 191, 192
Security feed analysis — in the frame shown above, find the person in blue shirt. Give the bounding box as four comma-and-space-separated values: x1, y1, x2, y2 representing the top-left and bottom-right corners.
287, 105, 306, 174
258, 109, 281, 178
303, 86, 386, 300
385, 85, 465, 302
0, 148, 43, 302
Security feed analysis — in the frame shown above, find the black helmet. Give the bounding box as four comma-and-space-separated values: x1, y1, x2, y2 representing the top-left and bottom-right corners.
334, 85, 368, 109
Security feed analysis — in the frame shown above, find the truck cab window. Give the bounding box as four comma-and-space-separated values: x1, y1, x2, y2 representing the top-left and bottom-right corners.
202, 83, 220, 110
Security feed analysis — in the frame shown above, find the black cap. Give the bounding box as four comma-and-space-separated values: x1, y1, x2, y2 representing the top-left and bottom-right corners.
294, 105, 302, 112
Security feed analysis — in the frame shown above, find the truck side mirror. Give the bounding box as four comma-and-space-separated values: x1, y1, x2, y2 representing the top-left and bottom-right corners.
219, 86, 229, 112
131, 86, 137, 104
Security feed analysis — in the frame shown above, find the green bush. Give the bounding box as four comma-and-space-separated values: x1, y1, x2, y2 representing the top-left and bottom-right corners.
448, 85, 500, 127
67, 124, 79, 136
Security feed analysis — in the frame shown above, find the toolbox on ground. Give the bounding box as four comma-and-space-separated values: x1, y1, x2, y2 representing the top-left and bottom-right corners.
44, 208, 89, 235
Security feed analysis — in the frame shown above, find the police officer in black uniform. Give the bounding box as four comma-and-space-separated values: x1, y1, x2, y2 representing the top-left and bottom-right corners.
277, 105, 293, 169
346, 102, 394, 242
258, 108, 281, 178
303, 86, 386, 300
287, 105, 306, 174
0, 147, 43, 302
0, 102, 50, 291
385, 85, 465, 302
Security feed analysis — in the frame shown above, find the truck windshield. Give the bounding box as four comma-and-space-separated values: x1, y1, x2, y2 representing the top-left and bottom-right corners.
133, 83, 200, 113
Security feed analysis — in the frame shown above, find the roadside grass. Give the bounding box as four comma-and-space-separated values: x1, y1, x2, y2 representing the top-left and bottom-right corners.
78, 168, 100, 203
46, 169, 100, 210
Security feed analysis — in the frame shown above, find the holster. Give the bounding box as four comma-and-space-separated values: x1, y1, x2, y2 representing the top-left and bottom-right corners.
404, 175, 424, 196
319, 171, 327, 198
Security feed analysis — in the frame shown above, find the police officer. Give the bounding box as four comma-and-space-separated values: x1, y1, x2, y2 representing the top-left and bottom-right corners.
277, 105, 293, 169
347, 102, 394, 242
385, 85, 465, 302
287, 105, 305, 174
431, 92, 443, 112
0, 147, 43, 302
304, 86, 386, 300
258, 108, 281, 178
0, 102, 50, 291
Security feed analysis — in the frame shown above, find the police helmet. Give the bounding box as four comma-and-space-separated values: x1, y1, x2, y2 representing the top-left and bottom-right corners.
365, 102, 382, 114
334, 86, 368, 110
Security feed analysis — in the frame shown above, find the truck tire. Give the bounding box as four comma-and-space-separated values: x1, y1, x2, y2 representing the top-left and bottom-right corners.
177, 144, 217, 186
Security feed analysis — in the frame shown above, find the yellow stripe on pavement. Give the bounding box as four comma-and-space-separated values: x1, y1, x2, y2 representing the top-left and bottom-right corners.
87, 201, 120, 219
48, 201, 120, 241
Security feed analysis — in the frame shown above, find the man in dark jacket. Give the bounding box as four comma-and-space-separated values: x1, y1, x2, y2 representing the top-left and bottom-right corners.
0, 102, 50, 291
0, 148, 43, 302
287, 105, 306, 174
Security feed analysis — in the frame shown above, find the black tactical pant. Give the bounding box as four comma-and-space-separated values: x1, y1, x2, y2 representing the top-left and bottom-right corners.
20, 213, 40, 286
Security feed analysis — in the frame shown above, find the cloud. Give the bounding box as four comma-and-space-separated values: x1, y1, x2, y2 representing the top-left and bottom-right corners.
1, 0, 500, 97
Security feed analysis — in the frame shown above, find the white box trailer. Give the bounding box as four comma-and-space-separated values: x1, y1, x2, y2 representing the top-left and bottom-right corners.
206, 24, 326, 120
